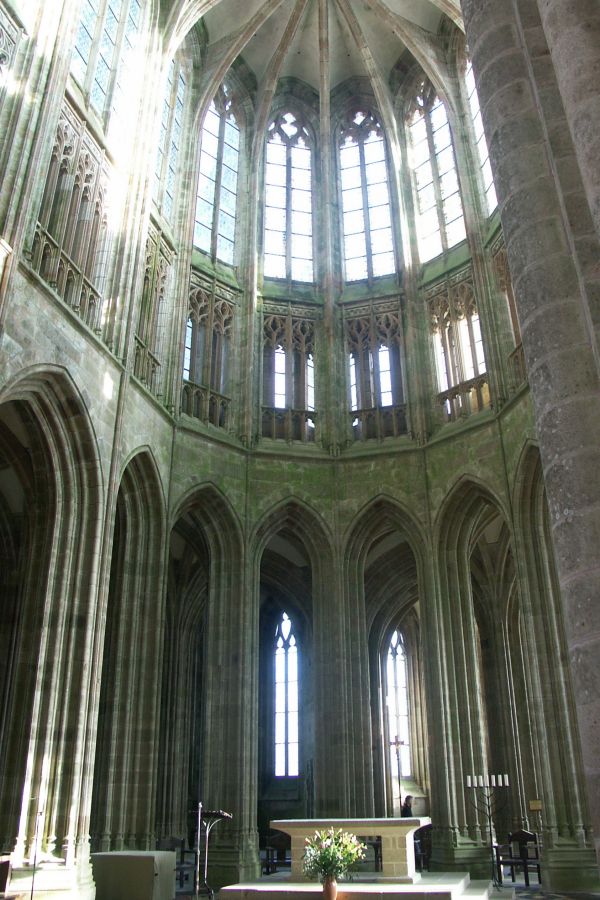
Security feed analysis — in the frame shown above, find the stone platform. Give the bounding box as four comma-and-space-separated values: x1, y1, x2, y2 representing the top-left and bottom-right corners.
220, 873, 513, 900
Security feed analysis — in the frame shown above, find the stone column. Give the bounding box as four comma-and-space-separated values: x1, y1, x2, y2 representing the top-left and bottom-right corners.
536, 0, 600, 242
462, 0, 600, 873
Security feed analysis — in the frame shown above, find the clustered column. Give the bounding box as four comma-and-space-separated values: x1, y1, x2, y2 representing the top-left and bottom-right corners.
461, 0, 600, 865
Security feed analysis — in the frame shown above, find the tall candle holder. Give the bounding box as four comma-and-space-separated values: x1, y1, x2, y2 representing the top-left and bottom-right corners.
465, 773, 510, 890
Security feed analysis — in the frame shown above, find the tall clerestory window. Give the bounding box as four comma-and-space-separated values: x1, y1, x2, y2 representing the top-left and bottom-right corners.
264, 111, 314, 283
274, 612, 299, 777
407, 82, 466, 262
194, 86, 240, 265
153, 56, 187, 222
339, 110, 395, 282
464, 61, 497, 215
387, 630, 411, 782
71, 0, 143, 132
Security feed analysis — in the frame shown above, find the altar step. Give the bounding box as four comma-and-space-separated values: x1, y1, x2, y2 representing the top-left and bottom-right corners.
220, 874, 514, 900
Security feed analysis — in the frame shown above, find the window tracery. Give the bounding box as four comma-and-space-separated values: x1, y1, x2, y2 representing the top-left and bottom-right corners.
154, 56, 187, 222
339, 109, 395, 282
427, 275, 489, 421
181, 273, 236, 428
407, 80, 466, 262
345, 303, 406, 440
133, 225, 174, 398
31, 102, 110, 335
194, 85, 240, 265
263, 111, 314, 283
262, 311, 315, 442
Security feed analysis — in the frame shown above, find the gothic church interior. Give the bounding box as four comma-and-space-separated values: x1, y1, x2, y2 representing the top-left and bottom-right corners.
1, 0, 600, 897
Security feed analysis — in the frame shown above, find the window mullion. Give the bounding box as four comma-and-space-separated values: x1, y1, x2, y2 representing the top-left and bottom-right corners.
466, 314, 479, 376
160, 70, 178, 203
285, 141, 293, 282
359, 140, 373, 281
104, 0, 129, 121
211, 112, 226, 260
440, 324, 453, 388
203, 293, 215, 388
285, 314, 293, 408
426, 112, 446, 251
85, 0, 108, 98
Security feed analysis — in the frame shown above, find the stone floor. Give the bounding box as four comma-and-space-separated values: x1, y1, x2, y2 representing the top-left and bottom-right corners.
514, 889, 600, 900
207, 881, 600, 900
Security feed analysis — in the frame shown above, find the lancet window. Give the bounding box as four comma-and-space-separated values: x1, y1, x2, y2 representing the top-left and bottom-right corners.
71, 0, 143, 131
31, 102, 109, 335
407, 82, 466, 262
464, 61, 497, 215
263, 111, 314, 283
194, 86, 240, 265
386, 630, 411, 782
345, 307, 406, 440
133, 225, 173, 398
262, 312, 315, 442
182, 276, 236, 428
339, 110, 395, 282
153, 56, 187, 222
274, 611, 299, 777
428, 278, 489, 421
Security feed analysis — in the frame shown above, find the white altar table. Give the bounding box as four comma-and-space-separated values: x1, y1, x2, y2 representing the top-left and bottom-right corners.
270, 817, 431, 884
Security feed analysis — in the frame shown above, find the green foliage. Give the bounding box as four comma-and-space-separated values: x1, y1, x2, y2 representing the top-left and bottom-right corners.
302, 828, 367, 883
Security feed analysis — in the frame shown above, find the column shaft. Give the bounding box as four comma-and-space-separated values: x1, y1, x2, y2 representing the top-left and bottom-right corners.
461, 0, 600, 867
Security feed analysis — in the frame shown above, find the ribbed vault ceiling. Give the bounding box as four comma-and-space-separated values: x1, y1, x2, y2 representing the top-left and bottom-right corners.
165, 0, 464, 99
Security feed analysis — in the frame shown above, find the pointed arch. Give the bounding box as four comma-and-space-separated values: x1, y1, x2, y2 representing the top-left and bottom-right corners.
172, 481, 244, 557
0, 366, 103, 884
252, 496, 334, 572
91, 447, 167, 851
342, 495, 429, 818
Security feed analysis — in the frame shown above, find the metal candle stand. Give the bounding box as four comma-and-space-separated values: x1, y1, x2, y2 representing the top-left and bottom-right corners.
465, 773, 510, 890
194, 803, 232, 900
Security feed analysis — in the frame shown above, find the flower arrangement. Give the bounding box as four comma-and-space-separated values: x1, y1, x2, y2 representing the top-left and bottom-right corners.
302, 828, 367, 883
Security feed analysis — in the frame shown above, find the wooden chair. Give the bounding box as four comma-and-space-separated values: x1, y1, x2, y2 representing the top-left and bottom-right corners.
495, 829, 541, 886
156, 836, 197, 891
414, 823, 432, 872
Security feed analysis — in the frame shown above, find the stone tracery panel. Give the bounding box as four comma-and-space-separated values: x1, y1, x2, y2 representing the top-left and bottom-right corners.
181, 270, 238, 429
425, 269, 489, 422
344, 298, 406, 441
262, 308, 316, 443
133, 224, 175, 399
30, 100, 111, 337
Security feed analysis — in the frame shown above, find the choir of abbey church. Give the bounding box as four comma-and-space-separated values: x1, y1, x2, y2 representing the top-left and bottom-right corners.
1, 0, 600, 896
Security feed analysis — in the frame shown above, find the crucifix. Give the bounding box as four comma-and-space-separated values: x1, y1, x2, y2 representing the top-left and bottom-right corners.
390, 734, 405, 812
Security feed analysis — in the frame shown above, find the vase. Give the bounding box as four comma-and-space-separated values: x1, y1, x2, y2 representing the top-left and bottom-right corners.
322, 878, 337, 900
